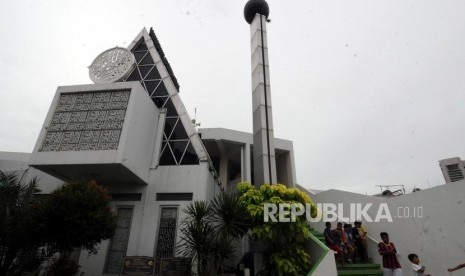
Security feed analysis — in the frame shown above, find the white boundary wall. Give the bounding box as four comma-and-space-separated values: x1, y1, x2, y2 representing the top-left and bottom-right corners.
307, 233, 338, 276
310, 180, 465, 276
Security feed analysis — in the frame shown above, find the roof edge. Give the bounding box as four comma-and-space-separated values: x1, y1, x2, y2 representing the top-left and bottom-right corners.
148, 27, 180, 91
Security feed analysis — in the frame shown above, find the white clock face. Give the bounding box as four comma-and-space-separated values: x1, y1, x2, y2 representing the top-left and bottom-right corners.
89, 47, 135, 83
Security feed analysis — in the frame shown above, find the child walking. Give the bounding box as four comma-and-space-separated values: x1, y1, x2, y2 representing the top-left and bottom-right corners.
408, 253, 431, 276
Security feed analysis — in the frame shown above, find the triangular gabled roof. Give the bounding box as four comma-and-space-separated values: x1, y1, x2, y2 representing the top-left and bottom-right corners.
123, 27, 208, 166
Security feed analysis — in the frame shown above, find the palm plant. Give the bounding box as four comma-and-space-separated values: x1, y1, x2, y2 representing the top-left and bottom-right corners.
210, 193, 250, 273
210, 193, 250, 241
177, 201, 215, 275
177, 193, 251, 275
0, 170, 41, 274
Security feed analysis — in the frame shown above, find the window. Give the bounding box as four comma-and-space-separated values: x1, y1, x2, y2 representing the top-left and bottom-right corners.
154, 207, 178, 273
103, 207, 133, 274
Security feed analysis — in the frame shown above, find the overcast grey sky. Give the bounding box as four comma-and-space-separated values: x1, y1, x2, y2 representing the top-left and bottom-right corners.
1, 0, 465, 195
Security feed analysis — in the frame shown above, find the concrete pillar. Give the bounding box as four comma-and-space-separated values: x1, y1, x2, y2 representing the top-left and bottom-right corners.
220, 155, 228, 190
250, 13, 277, 186
240, 143, 251, 183
241, 145, 245, 182
245, 143, 252, 183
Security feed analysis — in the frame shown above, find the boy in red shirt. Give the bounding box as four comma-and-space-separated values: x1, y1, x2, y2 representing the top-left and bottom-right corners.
378, 232, 402, 276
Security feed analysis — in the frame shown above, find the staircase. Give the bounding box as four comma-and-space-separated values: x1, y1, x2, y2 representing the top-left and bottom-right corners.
309, 228, 383, 276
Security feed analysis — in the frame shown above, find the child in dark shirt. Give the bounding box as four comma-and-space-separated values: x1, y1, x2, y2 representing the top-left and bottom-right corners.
353, 221, 365, 262
324, 222, 345, 265
378, 232, 402, 276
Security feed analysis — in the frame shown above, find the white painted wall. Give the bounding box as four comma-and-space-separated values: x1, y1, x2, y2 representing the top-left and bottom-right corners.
0, 152, 30, 171
77, 162, 219, 276
0, 152, 64, 193
310, 180, 465, 276
198, 127, 297, 187
307, 234, 338, 276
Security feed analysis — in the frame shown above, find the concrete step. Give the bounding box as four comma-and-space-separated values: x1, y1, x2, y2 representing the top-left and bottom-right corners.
337, 269, 383, 276
337, 263, 381, 270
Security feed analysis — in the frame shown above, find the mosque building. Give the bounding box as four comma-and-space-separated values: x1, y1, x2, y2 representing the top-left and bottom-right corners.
0, 0, 299, 274
1, 1, 464, 275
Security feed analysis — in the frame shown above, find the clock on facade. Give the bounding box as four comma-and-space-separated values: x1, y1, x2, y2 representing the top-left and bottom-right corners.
88, 47, 135, 83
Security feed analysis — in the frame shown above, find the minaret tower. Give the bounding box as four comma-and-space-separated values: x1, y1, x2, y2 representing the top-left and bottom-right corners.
244, 0, 277, 186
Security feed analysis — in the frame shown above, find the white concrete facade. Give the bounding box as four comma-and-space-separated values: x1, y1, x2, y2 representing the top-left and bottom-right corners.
77, 164, 219, 276
199, 127, 296, 189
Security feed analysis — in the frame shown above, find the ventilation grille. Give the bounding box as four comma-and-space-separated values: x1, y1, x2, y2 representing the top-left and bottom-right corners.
446, 164, 464, 182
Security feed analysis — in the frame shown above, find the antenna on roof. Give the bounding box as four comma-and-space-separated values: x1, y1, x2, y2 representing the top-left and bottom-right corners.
191, 108, 201, 128
375, 184, 406, 196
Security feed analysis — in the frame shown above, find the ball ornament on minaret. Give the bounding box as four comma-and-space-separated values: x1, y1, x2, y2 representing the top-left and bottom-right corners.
244, 0, 269, 24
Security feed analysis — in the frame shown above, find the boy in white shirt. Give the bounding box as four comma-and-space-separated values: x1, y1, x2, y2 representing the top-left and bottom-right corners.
408, 253, 431, 276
